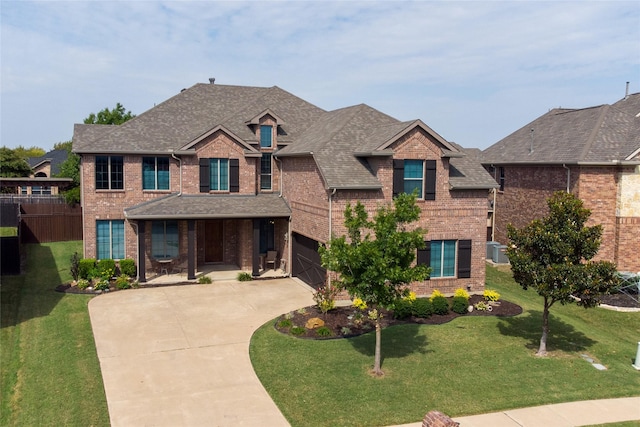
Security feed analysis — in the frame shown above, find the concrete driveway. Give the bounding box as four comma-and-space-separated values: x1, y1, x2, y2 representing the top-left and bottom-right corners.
89, 278, 314, 427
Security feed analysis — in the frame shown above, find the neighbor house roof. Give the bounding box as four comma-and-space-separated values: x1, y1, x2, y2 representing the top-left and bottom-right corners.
448, 145, 500, 190
124, 193, 291, 220
27, 149, 69, 176
482, 93, 640, 165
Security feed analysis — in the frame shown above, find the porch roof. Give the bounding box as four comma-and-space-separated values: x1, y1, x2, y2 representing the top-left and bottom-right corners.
124, 193, 291, 220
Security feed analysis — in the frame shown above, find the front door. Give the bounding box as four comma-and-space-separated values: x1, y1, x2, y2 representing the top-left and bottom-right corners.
205, 220, 223, 263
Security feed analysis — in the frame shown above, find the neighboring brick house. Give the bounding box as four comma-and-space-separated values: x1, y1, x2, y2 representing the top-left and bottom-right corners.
482, 92, 640, 272
73, 82, 497, 294
0, 149, 72, 197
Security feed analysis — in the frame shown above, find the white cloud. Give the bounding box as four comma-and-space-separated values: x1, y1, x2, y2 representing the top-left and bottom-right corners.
1, 1, 639, 149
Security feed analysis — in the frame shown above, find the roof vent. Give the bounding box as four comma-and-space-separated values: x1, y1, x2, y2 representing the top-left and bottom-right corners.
625, 81, 629, 99
209, 78, 216, 84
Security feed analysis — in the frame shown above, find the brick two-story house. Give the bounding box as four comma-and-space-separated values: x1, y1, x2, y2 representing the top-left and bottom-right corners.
73, 82, 497, 294
482, 92, 640, 272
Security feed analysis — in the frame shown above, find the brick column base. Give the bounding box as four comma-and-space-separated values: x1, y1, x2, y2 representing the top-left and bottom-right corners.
422, 410, 459, 427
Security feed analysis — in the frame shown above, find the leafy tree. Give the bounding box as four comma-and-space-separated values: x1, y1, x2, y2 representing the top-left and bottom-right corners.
53, 141, 73, 151
84, 103, 135, 125
319, 192, 430, 376
507, 191, 619, 356
0, 147, 32, 178
13, 145, 45, 159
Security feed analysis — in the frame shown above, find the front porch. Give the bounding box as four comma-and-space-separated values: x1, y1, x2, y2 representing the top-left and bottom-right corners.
144, 263, 289, 286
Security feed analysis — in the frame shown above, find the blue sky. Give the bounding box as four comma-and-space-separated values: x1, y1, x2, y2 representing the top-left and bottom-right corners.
1, 1, 639, 151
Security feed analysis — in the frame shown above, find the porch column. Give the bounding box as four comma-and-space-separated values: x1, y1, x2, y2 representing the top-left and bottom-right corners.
252, 219, 260, 276
138, 221, 146, 283
187, 220, 196, 280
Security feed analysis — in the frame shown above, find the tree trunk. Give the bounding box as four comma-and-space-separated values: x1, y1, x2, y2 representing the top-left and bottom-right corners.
537, 298, 550, 356
373, 318, 383, 376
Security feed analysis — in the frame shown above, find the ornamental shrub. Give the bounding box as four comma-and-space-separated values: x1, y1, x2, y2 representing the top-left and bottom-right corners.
94, 279, 110, 291
451, 296, 469, 314
484, 289, 501, 302
352, 297, 367, 310
115, 274, 132, 290
70, 252, 81, 281
411, 298, 433, 318
431, 295, 449, 315
290, 326, 305, 336
96, 259, 116, 279
76, 279, 90, 290
404, 291, 417, 302
78, 258, 96, 280
392, 299, 413, 319
429, 289, 445, 302
454, 288, 470, 299
277, 318, 292, 329
315, 326, 332, 337
198, 275, 212, 284
119, 259, 136, 278
237, 272, 253, 281
313, 285, 338, 314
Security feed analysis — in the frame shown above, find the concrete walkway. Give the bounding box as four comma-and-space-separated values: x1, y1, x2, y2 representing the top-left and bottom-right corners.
90, 279, 640, 427
89, 278, 314, 426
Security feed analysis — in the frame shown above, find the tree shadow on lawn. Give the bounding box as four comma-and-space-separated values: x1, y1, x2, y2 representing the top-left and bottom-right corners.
497, 310, 596, 353
349, 324, 431, 366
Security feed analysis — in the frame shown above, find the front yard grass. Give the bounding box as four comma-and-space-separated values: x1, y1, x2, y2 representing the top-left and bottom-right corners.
250, 265, 640, 427
1, 241, 109, 426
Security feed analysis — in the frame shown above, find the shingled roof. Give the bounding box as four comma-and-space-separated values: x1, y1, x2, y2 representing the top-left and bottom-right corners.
482, 93, 640, 165
27, 149, 69, 176
73, 82, 494, 190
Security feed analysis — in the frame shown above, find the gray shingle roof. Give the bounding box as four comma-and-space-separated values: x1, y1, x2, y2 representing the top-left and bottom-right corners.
28, 149, 69, 176
482, 93, 640, 165
448, 145, 499, 190
124, 193, 291, 220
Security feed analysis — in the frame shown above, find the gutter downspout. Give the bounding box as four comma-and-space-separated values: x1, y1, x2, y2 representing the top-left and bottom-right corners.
328, 187, 337, 287
171, 151, 182, 195
563, 164, 570, 193
274, 155, 283, 197
491, 188, 496, 242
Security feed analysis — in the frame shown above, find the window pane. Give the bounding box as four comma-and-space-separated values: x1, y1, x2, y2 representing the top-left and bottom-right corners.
404, 160, 423, 178
430, 241, 442, 278
96, 156, 109, 189
157, 158, 170, 190
219, 159, 228, 191
442, 240, 456, 277
96, 221, 110, 259
260, 125, 272, 147
111, 157, 124, 189
111, 220, 125, 260
166, 221, 179, 258
404, 181, 422, 198
142, 157, 156, 190
210, 160, 219, 190
261, 154, 271, 190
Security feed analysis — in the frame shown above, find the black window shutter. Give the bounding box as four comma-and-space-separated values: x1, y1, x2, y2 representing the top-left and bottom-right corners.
199, 158, 210, 193
392, 159, 404, 198
457, 239, 472, 278
417, 240, 431, 280
425, 160, 436, 200
229, 159, 239, 193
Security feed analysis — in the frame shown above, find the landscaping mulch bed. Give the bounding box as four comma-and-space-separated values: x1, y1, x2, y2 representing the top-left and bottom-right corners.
275, 295, 523, 340
599, 293, 640, 308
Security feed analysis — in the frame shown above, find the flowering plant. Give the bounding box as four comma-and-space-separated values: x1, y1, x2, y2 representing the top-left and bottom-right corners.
483, 289, 500, 302
403, 291, 417, 302
352, 297, 367, 310
313, 285, 338, 314
429, 289, 445, 302
454, 288, 470, 299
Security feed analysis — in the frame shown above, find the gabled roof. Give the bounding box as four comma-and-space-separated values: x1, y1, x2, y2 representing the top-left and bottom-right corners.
482, 93, 640, 165
124, 193, 291, 220
448, 146, 499, 190
27, 149, 69, 176
73, 84, 325, 153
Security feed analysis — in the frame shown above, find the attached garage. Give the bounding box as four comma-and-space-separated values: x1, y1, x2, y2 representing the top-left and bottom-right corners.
291, 232, 326, 289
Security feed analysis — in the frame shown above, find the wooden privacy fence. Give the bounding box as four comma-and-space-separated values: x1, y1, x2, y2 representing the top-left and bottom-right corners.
20, 203, 82, 243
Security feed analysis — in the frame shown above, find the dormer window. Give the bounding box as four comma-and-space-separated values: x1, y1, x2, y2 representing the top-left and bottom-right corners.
260, 125, 273, 148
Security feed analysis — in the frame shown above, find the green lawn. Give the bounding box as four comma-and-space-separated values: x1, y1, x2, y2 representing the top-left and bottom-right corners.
0, 227, 18, 237
250, 265, 640, 427
1, 241, 109, 426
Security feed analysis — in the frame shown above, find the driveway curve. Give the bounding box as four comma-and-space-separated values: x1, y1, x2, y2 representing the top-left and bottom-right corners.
89, 278, 314, 427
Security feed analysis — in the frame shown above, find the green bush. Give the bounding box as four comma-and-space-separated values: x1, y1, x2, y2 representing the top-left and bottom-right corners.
94, 279, 110, 291
277, 319, 292, 329
290, 326, 305, 336
119, 259, 136, 277
115, 274, 132, 290
237, 272, 253, 281
315, 326, 332, 337
76, 278, 90, 290
392, 299, 413, 319
78, 258, 96, 280
313, 285, 338, 314
431, 295, 449, 315
411, 298, 433, 318
197, 275, 212, 284
70, 252, 81, 281
96, 259, 116, 278
451, 295, 469, 314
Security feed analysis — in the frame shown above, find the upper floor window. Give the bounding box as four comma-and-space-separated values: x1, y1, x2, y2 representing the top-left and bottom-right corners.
260, 125, 273, 148
151, 220, 178, 260
260, 154, 272, 190
499, 167, 505, 191
199, 158, 239, 193
96, 220, 125, 260
417, 239, 472, 279
96, 156, 124, 190
142, 157, 170, 190
392, 159, 436, 200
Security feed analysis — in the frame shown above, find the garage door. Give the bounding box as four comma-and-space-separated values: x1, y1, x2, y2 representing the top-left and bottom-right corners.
291, 233, 326, 289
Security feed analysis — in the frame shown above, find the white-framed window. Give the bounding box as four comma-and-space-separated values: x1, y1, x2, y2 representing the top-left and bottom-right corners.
96, 220, 125, 260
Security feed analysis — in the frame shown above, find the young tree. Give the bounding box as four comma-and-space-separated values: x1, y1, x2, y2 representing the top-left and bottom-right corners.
507, 191, 619, 356
319, 192, 430, 376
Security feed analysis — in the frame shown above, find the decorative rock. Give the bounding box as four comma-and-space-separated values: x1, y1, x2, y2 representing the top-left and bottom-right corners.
422, 410, 459, 427
305, 317, 325, 329
467, 305, 474, 313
